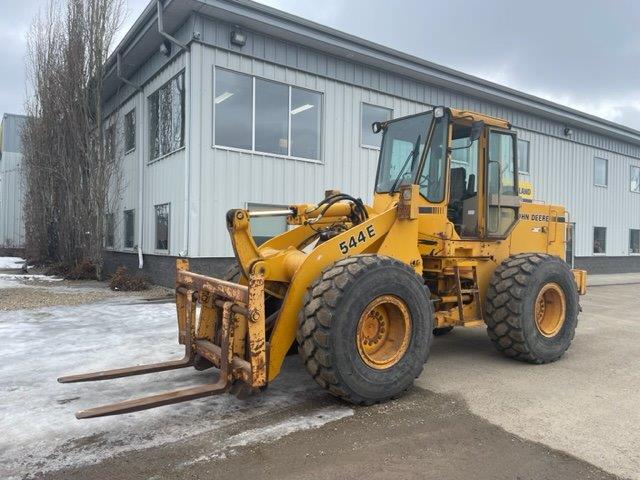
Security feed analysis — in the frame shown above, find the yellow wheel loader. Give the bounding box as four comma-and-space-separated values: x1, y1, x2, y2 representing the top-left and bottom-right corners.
60, 106, 587, 418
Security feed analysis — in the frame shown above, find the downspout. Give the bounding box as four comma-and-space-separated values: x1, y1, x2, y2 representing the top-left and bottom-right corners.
182, 51, 192, 258
156, 0, 188, 51
137, 92, 145, 269
117, 50, 144, 268
156, 0, 191, 259
117, 52, 141, 92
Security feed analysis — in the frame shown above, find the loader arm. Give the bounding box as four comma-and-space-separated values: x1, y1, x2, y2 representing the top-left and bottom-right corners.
266, 206, 420, 379
226, 185, 423, 380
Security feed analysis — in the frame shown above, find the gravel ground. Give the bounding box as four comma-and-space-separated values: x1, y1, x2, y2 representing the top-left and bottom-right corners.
2, 260, 637, 479
0, 271, 172, 311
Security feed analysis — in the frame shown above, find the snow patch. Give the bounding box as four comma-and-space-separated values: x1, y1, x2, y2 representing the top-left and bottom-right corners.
0, 273, 64, 289
0, 256, 25, 269
180, 406, 354, 467
228, 407, 353, 447
0, 300, 345, 479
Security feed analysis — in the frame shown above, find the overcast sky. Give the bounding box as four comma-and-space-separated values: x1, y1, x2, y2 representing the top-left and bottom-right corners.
2, 0, 639, 130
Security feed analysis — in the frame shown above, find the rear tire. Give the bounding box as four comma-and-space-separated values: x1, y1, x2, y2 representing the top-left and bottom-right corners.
297, 255, 433, 405
484, 253, 579, 364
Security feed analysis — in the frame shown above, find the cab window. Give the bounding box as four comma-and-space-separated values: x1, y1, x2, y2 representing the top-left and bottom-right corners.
487, 131, 519, 236
375, 113, 432, 193
418, 116, 447, 203
448, 122, 480, 236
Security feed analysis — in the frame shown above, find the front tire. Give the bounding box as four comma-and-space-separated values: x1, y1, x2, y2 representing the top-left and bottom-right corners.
297, 255, 433, 404
484, 253, 579, 364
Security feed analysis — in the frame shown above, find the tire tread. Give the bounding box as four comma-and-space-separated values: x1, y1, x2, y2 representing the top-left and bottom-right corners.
485, 253, 579, 364
297, 254, 429, 405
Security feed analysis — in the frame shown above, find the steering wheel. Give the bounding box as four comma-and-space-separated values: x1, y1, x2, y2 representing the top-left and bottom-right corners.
393, 171, 413, 188
418, 173, 440, 194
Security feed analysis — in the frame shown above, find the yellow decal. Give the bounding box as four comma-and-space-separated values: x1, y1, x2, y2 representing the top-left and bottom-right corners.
519, 180, 534, 201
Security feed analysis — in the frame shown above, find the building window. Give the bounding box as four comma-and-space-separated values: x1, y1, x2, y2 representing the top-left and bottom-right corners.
124, 109, 136, 153
155, 204, 170, 251
290, 87, 322, 159
631, 165, 640, 193
214, 68, 323, 161
594, 157, 608, 186
255, 78, 289, 155
248, 203, 288, 245
124, 209, 135, 249
214, 69, 253, 150
517, 139, 530, 174
105, 212, 115, 248
630, 229, 640, 254
105, 125, 116, 161
361, 103, 392, 149
149, 73, 185, 160
593, 227, 606, 254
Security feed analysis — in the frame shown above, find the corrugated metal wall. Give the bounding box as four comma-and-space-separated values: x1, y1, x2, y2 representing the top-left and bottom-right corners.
0, 115, 26, 248
192, 13, 640, 160
516, 129, 640, 256
104, 10, 640, 262
0, 151, 25, 248
106, 53, 187, 256
190, 42, 429, 257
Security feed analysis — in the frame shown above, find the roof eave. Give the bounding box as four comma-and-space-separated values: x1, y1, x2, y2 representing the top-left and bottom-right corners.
107, 0, 640, 146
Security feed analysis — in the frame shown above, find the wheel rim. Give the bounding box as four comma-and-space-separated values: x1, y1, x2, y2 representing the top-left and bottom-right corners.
534, 283, 566, 337
356, 295, 412, 369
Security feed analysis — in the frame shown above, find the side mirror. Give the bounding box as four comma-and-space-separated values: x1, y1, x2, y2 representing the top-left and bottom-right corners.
372, 121, 384, 134
469, 121, 484, 143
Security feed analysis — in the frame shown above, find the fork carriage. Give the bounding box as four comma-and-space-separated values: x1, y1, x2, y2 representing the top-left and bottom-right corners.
58, 259, 267, 419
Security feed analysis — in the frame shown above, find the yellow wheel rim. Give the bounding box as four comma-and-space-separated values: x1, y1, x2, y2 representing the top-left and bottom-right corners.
356, 295, 412, 369
534, 283, 566, 337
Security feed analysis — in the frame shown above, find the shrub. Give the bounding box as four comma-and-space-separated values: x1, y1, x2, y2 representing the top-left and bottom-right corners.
66, 260, 97, 280
109, 266, 149, 291
44, 262, 71, 277
43, 260, 97, 280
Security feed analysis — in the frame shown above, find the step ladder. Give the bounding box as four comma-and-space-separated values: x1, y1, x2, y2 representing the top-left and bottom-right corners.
453, 265, 483, 325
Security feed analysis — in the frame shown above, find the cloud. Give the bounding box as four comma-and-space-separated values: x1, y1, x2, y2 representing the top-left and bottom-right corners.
0, 0, 42, 115
2, 0, 640, 131
616, 105, 640, 131
263, 0, 640, 130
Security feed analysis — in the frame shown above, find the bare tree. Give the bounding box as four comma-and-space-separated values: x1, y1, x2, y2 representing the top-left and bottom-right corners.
22, 0, 124, 278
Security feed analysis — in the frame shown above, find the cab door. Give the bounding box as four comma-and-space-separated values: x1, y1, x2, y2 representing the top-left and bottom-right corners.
485, 129, 520, 238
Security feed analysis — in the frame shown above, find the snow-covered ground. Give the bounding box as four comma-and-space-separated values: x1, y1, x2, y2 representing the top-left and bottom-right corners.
0, 256, 25, 269
0, 273, 64, 289
0, 297, 352, 479
0, 256, 66, 289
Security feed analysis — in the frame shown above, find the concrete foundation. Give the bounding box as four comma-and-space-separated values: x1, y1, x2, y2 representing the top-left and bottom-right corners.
105, 250, 640, 287
103, 251, 235, 287
574, 255, 640, 274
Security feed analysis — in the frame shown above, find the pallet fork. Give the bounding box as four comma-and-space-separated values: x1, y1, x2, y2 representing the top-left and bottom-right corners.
58, 259, 267, 419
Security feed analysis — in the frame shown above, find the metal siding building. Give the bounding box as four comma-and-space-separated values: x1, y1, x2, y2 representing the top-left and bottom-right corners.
102, 0, 640, 284
0, 114, 26, 249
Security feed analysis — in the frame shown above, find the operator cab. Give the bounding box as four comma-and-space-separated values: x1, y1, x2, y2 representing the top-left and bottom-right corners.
373, 107, 520, 239
448, 122, 480, 236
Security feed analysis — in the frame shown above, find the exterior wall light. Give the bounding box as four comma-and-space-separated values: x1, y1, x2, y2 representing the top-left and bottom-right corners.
159, 40, 171, 57
564, 127, 573, 137
230, 29, 247, 47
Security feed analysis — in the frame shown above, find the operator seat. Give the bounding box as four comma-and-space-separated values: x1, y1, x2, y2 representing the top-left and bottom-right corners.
448, 167, 466, 229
